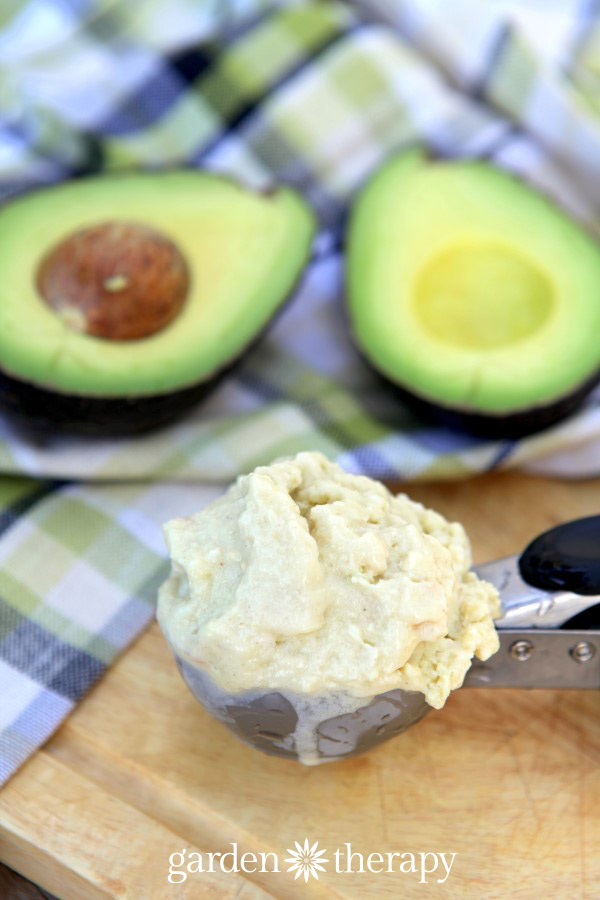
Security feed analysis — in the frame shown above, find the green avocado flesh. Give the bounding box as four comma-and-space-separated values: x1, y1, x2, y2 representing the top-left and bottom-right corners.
0, 172, 314, 396
347, 150, 600, 414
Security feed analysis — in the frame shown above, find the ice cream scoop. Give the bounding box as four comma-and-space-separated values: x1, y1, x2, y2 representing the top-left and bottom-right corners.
161, 515, 600, 763
157, 452, 599, 764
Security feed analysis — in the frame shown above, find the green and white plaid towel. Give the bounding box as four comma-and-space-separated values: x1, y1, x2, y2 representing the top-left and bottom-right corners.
2, 0, 600, 786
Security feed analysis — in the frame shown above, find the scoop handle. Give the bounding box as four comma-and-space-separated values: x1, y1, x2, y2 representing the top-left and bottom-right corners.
464, 628, 600, 689
473, 516, 600, 629
467, 517, 600, 690
518, 515, 600, 595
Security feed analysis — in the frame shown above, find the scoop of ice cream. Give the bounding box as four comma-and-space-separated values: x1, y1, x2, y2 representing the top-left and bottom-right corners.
157, 452, 500, 709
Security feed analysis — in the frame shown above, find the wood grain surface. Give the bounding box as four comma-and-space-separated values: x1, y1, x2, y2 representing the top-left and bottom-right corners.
0, 472, 599, 899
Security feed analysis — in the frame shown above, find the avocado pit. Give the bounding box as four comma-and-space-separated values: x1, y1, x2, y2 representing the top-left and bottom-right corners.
36, 221, 189, 340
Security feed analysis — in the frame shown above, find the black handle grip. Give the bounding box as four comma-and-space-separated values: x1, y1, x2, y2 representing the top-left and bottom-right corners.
519, 515, 600, 596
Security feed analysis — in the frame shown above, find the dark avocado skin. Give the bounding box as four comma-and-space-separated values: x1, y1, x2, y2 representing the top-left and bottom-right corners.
0, 174, 315, 437
363, 355, 600, 439
0, 365, 225, 436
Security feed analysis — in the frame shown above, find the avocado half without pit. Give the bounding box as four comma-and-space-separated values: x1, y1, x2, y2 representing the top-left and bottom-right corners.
0, 172, 315, 434
347, 149, 600, 437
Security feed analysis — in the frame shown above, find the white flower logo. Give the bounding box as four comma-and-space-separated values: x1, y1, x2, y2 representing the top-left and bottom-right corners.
285, 839, 329, 882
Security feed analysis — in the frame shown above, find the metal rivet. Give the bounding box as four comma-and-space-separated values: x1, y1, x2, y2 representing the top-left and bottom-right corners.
510, 639, 534, 661
569, 641, 596, 664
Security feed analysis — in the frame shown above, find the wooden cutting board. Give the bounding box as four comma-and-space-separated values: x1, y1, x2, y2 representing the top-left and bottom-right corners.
1, 472, 599, 899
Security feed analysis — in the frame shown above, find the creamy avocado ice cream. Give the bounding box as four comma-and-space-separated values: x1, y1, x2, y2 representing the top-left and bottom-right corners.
158, 452, 500, 762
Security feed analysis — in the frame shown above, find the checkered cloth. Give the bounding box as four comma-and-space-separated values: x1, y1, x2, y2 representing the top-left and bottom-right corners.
2, 0, 600, 786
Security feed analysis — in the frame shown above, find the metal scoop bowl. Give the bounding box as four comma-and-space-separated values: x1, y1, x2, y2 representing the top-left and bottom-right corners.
173, 650, 430, 762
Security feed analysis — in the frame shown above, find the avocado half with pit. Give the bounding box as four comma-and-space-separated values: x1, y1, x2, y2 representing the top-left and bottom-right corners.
347, 149, 600, 437
0, 172, 314, 434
